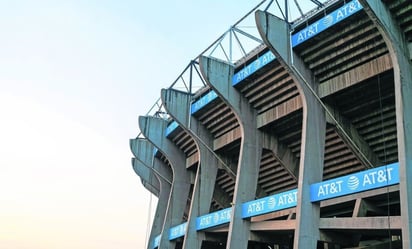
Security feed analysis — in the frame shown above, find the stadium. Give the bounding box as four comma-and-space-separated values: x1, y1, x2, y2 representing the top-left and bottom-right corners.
130, 0, 412, 248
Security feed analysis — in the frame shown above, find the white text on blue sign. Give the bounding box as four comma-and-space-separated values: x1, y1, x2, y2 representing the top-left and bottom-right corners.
165, 121, 179, 137
190, 91, 218, 114
169, 222, 187, 240
196, 207, 232, 230
241, 189, 298, 218
232, 50, 276, 86
291, 0, 363, 47
153, 234, 160, 248
310, 163, 399, 202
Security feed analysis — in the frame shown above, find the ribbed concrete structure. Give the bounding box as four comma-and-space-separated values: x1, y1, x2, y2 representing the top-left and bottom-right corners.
130, 0, 412, 248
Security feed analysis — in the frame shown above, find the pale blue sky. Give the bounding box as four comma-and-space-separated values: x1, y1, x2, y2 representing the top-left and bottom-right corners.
0, 1, 322, 248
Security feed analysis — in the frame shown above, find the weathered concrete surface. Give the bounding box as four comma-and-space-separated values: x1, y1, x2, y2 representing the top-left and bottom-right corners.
139, 116, 192, 249
200, 56, 264, 249
161, 88, 228, 249
256, 10, 326, 249
130, 138, 172, 249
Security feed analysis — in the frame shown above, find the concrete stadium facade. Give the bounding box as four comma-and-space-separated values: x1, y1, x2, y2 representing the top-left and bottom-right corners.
130, 0, 412, 248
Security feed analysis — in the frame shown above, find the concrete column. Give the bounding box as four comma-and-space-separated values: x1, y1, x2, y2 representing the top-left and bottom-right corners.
161, 88, 232, 249
199, 56, 263, 249
139, 116, 192, 249
256, 11, 327, 249
359, 1, 412, 247
130, 138, 173, 249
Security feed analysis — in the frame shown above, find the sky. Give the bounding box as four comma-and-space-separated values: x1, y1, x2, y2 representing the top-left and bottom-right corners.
0, 1, 323, 248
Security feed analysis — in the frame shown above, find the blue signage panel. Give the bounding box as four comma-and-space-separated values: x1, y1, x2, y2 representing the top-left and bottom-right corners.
310, 163, 400, 202
232, 50, 276, 86
168, 222, 187, 240
291, 0, 363, 47
165, 121, 179, 137
196, 207, 232, 230
190, 90, 218, 114
241, 188, 298, 218
153, 234, 160, 248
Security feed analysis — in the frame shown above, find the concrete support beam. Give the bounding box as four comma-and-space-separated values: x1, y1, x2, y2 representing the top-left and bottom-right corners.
212, 183, 232, 208
130, 138, 172, 249
251, 208, 296, 222
139, 116, 192, 249
352, 198, 367, 218
325, 104, 382, 168
319, 216, 402, 230
161, 88, 231, 249
256, 11, 327, 249
250, 220, 296, 231
162, 89, 236, 179
161, 89, 232, 207
320, 185, 399, 208
353, 198, 386, 218
262, 135, 299, 180
359, 1, 412, 248
199, 56, 264, 249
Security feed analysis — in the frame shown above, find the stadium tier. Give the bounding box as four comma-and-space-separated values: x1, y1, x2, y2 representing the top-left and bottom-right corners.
130, 0, 412, 248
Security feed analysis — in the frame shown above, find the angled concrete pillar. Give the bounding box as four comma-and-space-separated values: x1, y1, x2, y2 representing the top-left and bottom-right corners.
199, 56, 264, 249
162, 88, 232, 249
130, 138, 173, 249
139, 116, 192, 249
359, 1, 412, 247
256, 11, 327, 248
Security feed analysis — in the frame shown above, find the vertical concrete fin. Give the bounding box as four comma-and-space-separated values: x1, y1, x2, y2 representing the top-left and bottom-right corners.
130, 138, 154, 168
149, 158, 173, 249
360, 0, 410, 58
138, 116, 169, 155
139, 115, 192, 249
199, 55, 263, 249
161, 88, 191, 128
256, 10, 326, 249
130, 138, 173, 249
162, 89, 238, 185
359, 1, 412, 247
255, 10, 290, 63
255, 10, 312, 87
256, 8, 382, 164
162, 87, 220, 249
198, 56, 238, 112
162, 88, 207, 144
256, 10, 380, 170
